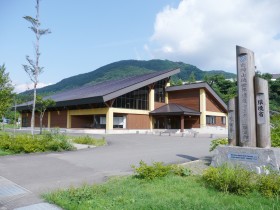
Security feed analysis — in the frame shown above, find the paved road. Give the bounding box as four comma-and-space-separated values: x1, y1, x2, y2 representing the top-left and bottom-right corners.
0, 134, 222, 209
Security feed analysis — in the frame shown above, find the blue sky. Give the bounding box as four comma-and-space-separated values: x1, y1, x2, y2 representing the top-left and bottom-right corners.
1, 0, 280, 93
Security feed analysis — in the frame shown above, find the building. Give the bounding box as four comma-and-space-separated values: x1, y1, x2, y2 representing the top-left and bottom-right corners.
271, 74, 280, 81
18, 69, 227, 133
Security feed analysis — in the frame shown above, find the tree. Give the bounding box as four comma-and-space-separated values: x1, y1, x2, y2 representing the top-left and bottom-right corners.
0, 64, 14, 128
177, 79, 183, 86
23, 0, 50, 135
36, 96, 55, 134
188, 72, 196, 84
203, 74, 237, 103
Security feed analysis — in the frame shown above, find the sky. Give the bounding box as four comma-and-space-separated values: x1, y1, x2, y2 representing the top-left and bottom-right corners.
1, 0, 280, 93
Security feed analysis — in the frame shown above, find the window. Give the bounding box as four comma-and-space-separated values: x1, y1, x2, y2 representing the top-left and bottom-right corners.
221, 116, 226, 125
113, 87, 148, 110
154, 80, 166, 103
206, 115, 216, 125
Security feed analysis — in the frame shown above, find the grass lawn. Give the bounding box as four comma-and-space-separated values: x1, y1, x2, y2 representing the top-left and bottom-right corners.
0, 149, 14, 156
71, 135, 106, 146
44, 175, 280, 210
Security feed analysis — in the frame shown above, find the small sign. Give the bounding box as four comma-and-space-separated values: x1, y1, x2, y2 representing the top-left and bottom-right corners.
256, 93, 266, 124
228, 153, 258, 162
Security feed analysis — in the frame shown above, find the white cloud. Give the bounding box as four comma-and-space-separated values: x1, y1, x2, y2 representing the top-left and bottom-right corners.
14, 82, 52, 93
147, 0, 280, 73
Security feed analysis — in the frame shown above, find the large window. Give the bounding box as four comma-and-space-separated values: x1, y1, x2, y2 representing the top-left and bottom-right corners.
154, 80, 166, 103
206, 115, 216, 125
113, 87, 148, 110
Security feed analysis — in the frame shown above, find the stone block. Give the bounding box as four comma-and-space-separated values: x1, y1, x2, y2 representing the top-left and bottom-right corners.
211, 145, 280, 174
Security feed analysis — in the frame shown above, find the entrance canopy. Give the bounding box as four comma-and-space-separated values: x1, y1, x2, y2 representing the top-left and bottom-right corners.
149, 103, 201, 116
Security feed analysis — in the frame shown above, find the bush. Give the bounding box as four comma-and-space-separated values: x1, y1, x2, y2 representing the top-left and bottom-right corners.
202, 165, 256, 195
0, 132, 74, 154
258, 173, 280, 197
271, 115, 280, 147
202, 165, 280, 197
132, 161, 191, 180
132, 161, 172, 180
209, 138, 228, 152
72, 135, 106, 146
171, 164, 192, 177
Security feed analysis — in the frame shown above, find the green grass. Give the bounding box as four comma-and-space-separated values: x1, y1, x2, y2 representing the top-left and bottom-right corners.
72, 135, 106, 146
0, 149, 14, 156
44, 175, 280, 210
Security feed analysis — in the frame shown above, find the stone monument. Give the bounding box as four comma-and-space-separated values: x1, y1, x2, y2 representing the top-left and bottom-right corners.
211, 45, 280, 173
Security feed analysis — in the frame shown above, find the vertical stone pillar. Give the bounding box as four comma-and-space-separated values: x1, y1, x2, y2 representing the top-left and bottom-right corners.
228, 97, 239, 146
236, 46, 256, 147
199, 89, 206, 128
255, 77, 271, 148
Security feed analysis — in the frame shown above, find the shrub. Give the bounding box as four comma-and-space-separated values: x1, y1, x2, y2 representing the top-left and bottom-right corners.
209, 138, 228, 152
258, 173, 280, 197
72, 135, 106, 146
202, 165, 256, 195
0, 132, 74, 154
132, 161, 192, 180
171, 164, 192, 177
132, 161, 172, 180
203, 164, 280, 197
271, 115, 280, 147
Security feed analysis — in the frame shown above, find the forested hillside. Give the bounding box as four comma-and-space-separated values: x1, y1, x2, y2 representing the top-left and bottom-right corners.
19, 59, 236, 97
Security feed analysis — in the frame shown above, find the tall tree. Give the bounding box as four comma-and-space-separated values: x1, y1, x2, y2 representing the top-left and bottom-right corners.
23, 0, 50, 135
188, 72, 196, 84
0, 64, 14, 126
36, 96, 55, 134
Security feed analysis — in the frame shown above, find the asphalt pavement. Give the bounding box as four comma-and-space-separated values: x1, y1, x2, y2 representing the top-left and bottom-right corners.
0, 133, 222, 209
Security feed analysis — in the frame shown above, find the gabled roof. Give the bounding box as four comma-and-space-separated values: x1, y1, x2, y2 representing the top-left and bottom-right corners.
150, 103, 201, 116
166, 82, 227, 111
17, 68, 180, 110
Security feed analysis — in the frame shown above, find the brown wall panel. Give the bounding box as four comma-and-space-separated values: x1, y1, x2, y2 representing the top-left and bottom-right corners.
34, 112, 48, 128
216, 116, 226, 127
168, 89, 200, 111
126, 114, 150, 129
184, 116, 200, 128
71, 115, 93, 128
50, 110, 67, 128
206, 93, 225, 112
21, 112, 31, 127
154, 102, 166, 109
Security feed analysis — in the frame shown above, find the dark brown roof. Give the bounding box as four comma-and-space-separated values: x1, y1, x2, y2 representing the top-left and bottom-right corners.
166, 82, 227, 111
18, 68, 180, 110
150, 103, 201, 116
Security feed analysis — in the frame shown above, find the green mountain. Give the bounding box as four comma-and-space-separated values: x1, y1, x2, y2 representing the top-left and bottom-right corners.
19, 59, 236, 97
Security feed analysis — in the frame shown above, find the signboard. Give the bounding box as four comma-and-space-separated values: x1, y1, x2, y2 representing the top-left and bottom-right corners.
256, 93, 266, 124
228, 153, 258, 162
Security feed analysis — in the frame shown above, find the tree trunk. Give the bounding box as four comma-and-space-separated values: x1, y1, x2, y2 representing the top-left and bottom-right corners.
31, 83, 37, 135
40, 113, 43, 135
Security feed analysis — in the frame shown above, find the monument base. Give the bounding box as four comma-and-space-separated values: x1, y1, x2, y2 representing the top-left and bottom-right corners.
211, 146, 280, 174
